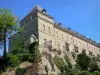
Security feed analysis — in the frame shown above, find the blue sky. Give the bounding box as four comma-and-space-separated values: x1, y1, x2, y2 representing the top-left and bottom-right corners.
0, 0, 100, 55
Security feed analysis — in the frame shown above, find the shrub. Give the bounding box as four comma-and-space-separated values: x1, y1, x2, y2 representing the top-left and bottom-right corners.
7, 54, 20, 67
11, 39, 25, 55
7, 66, 13, 71
89, 57, 99, 72
11, 48, 25, 55
0, 70, 3, 74
92, 71, 100, 75
68, 69, 79, 75
16, 67, 26, 75
28, 41, 41, 63
28, 41, 38, 53
89, 62, 99, 72
28, 55, 34, 62
53, 56, 65, 70
77, 71, 91, 75
74, 64, 81, 70
71, 52, 76, 59
76, 51, 90, 70
64, 55, 70, 63
18, 54, 32, 62
53, 56, 67, 73
0, 57, 6, 71
59, 72, 68, 75
64, 55, 72, 69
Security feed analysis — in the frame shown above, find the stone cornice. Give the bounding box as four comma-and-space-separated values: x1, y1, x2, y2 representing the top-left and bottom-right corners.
54, 24, 100, 48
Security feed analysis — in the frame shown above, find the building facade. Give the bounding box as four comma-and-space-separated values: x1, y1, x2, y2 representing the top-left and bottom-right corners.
9, 5, 100, 74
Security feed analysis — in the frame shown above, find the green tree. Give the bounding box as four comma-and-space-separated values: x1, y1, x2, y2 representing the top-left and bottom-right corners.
89, 57, 99, 72
0, 9, 19, 63
53, 56, 66, 73
28, 41, 41, 63
76, 51, 90, 70
11, 38, 25, 54
28, 41, 41, 74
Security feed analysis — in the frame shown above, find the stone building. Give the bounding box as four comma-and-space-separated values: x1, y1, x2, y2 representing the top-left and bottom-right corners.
9, 5, 100, 74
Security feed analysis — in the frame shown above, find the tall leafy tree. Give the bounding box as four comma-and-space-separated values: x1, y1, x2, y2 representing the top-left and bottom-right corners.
0, 9, 19, 62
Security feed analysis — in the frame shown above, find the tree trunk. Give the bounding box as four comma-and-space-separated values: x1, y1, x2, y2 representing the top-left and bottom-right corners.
3, 28, 7, 64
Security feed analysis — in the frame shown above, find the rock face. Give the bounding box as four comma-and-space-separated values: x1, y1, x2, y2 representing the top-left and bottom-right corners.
19, 62, 32, 69
38, 46, 76, 75
1, 71, 15, 75
1, 62, 33, 75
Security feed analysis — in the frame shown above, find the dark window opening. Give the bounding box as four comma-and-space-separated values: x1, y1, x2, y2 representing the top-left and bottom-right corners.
65, 43, 69, 51
74, 45, 78, 53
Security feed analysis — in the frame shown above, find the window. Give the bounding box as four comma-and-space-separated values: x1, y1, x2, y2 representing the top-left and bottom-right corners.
79, 41, 81, 46
23, 21, 25, 24
44, 38, 47, 46
89, 51, 93, 56
74, 45, 78, 53
76, 40, 77, 45
49, 40, 52, 46
65, 43, 69, 51
66, 36, 68, 41
49, 40, 52, 49
83, 43, 84, 47
56, 31, 58, 36
48, 27, 50, 32
30, 16, 32, 19
82, 49, 86, 53
63, 46, 65, 50
43, 24, 45, 31
97, 54, 100, 58
58, 44, 60, 50
74, 40, 77, 45
55, 41, 56, 45
61, 34, 63, 39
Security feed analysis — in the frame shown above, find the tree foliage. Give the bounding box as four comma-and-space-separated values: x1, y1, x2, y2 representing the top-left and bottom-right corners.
11, 38, 25, 54
76, 51, 90, 70
28, 41, 41, 63
89, 56, 99, 72
64, 55, 72, 69
53, 56, 66, 72
0, 9, 18, 31
0, 8, 19, 61
7, 54, 20, 67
